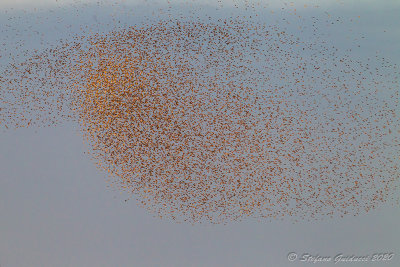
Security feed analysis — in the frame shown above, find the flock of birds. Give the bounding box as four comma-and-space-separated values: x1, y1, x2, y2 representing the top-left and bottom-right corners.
1, 1, 399, 223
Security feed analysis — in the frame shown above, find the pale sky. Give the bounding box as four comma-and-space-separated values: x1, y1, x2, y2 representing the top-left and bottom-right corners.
1, 0, 399, 10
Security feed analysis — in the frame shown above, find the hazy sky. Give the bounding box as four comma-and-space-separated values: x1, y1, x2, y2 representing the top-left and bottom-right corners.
1, 1, 399, 267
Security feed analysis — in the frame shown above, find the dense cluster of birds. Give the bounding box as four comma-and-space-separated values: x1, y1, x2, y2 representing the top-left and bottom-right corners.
1, 1, 399, 223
